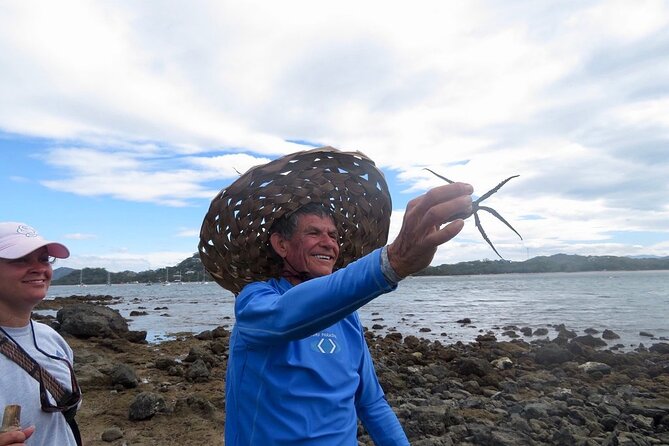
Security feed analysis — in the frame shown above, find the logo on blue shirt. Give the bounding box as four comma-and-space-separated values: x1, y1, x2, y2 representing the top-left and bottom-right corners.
310, 332, 341, 354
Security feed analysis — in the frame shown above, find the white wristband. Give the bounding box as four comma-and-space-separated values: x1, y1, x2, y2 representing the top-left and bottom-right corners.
381, 245, 403, 284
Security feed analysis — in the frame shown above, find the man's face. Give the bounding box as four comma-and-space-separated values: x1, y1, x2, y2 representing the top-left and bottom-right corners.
276, 214, 340, 281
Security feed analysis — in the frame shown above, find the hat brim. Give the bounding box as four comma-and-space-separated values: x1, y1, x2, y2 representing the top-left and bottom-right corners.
45, 242, 70, 259
199, 147, 392, 294
1, 239, 70, 260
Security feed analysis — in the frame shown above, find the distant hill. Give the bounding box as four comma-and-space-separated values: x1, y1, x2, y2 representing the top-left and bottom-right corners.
627, 255, 666, 259
52, 253, 669, 285
52, 267, 75, 281
416, 253, 669, 276
52, 253, 211, 285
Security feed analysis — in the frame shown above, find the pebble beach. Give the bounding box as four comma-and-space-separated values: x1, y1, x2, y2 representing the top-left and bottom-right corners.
34, 295, 669, 445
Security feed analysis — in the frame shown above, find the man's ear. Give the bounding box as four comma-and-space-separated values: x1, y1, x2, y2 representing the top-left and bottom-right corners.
269, 233, 287, 258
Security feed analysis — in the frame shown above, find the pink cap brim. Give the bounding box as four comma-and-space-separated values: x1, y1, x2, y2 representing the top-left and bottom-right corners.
0, 238, 70, 259
45, 242, 70, 259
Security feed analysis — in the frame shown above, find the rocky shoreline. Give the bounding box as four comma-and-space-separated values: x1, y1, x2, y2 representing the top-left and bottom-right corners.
34, 296, 669, 445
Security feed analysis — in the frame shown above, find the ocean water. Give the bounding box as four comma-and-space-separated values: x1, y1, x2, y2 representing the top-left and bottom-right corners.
45, 270, 669, 349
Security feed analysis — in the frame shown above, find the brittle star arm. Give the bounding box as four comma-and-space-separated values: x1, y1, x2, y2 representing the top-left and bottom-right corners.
473, 211, 504, 260
423, 168, 522, 259
477, 206, 523, 241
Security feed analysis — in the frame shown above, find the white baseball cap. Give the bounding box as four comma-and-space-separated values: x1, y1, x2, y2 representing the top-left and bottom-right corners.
0, 222, 70, 259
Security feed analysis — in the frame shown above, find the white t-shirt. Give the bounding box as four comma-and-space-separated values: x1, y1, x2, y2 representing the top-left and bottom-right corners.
0, 321, 79, 446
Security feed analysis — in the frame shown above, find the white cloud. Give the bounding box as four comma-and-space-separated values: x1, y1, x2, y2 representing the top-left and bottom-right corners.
185, 154, 272, 178
1, 0, 668, 267
39, 147, 219, 206
606, 98, 669, 128
567, 0, 669, 42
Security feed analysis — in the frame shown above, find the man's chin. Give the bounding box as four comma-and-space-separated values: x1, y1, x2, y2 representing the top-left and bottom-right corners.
309, 267, 334, 277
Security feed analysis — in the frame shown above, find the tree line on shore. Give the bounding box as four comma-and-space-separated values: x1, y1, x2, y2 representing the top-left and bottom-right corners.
52, 253, 669, 286
52, 254, 211, 285
415, 253, 669, 276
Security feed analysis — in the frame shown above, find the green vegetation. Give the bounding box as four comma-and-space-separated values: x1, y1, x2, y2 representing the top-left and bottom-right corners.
416, 254, 669, 276
52, 254, 211, 285
53, 253, 669, 285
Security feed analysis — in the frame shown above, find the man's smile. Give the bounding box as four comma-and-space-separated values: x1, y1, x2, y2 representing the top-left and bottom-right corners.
314, 254, 334, 261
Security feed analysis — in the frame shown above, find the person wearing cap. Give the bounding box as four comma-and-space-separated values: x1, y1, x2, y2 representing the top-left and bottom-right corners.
0, 222, 81, 446
199, 148, 473, 445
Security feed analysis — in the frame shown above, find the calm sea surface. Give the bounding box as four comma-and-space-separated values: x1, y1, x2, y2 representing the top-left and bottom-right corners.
46, 270, 669, 350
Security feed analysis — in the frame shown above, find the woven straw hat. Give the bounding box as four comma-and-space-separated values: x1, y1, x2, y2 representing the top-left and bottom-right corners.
198, 146, 392, 294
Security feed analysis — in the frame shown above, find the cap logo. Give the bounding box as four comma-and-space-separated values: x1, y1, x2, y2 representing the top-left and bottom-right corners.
16, 224, 38, 237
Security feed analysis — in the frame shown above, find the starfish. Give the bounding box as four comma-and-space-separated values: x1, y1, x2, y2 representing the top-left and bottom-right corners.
425, 168, 522, 260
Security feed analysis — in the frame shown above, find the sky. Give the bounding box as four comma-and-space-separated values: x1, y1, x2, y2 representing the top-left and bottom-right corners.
1, 0, 668, 273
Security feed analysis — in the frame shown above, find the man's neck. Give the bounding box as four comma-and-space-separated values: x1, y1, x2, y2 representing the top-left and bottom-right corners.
281, 269, 306, 286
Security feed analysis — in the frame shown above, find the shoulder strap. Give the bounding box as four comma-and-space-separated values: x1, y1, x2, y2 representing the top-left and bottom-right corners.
0, 332, 82, 446
0, 333, 70, 401
64, 407, 83, 446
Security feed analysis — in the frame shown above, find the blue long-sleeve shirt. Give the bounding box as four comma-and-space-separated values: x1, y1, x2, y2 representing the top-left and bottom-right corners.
225, 248, 410, 445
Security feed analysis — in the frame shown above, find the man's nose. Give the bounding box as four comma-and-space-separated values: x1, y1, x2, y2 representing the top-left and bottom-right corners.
319, 234, 338, 248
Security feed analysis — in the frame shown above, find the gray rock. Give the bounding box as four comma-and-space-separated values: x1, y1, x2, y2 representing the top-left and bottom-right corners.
100, 427, 123, 442
211, 326, 229, 339
572, 334, 607, 348
186, 358, 210, 382
128, 392, 167, 421
184, 346, 218, 367
109, 363, 139, 388
57, 304, 128, 338
210, 339, 228, 355
551, 427, 577, 445
603, 431, 653, 446
470, 423, 534, 446
520, 327, 533, 336
154, 357, 178, 370
556, 324, 578, 339
453, 357, 492, 377
173, 396, 217, 419
491, 357, 513, 370
602, 329, 620, 340
405, 405, 448, 437
523, 403, 549, 419
75, 363, 109, 388
124, 330, 147, 343
535, 344, 573, 365
649, 342, 669, 354
168, 365, 184, 377
578, 361, 612, 374
533, 328, 549, 336
195, 330, 213, 340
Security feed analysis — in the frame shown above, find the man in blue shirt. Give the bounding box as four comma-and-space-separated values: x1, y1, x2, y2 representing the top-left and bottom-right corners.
199, 147, 473, 445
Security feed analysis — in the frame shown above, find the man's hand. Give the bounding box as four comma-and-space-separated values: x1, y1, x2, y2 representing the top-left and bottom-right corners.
387, 182, 473, 278
0, 426, 35, 446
